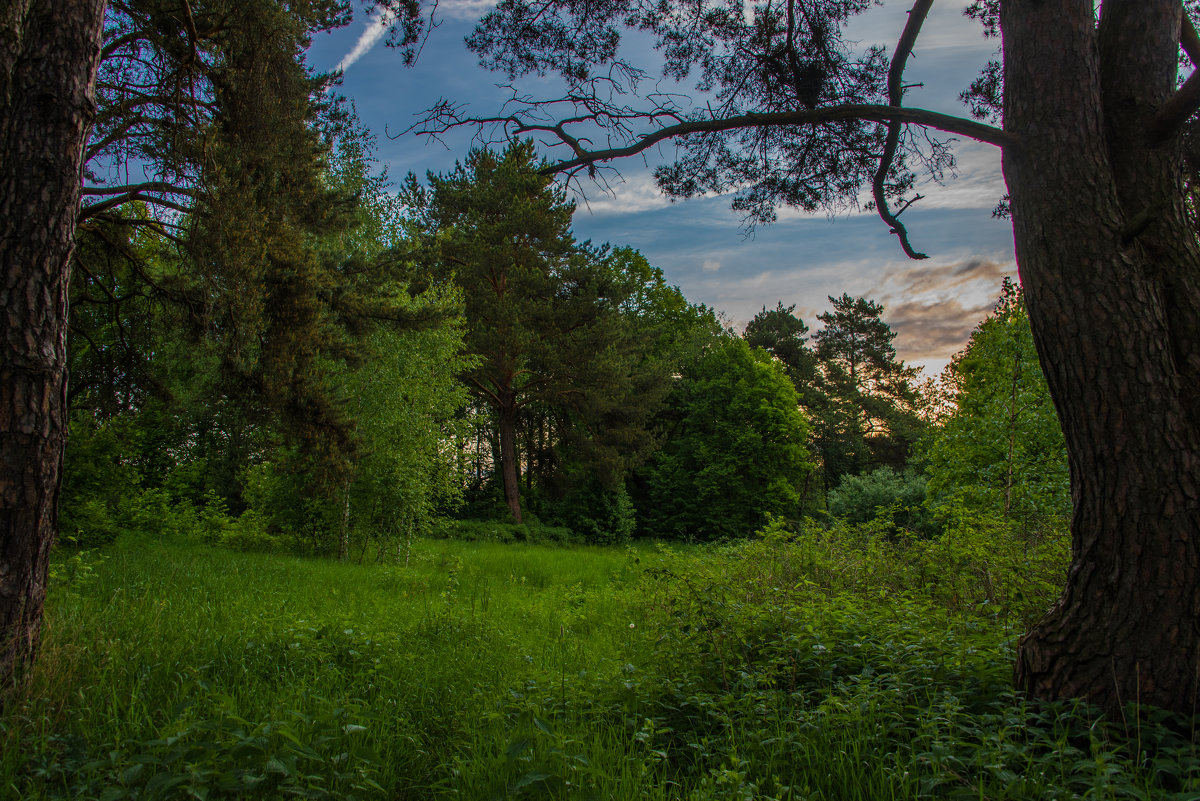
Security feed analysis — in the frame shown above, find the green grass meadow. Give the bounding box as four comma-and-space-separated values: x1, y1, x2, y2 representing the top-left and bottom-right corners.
4, 533, 1200, 800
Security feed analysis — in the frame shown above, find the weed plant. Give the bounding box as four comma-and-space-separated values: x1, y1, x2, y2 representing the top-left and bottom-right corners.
3, 525, 1198, 800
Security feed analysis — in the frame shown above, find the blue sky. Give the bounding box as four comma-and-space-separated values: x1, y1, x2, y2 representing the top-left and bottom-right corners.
305, 1, 1016, 375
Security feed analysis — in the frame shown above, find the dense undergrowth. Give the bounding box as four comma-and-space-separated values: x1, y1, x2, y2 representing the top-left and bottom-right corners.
3, 525, 1197, 800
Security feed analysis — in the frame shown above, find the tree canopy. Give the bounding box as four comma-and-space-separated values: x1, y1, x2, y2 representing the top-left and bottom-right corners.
636, 337, 814, 541
921, 280, 1069, 539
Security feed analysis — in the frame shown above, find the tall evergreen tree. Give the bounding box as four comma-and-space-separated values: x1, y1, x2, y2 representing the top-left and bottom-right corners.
407, 143, 689, 524
743, 301, 819, 385
404, 142, 578, 523
812, 294, 924, 490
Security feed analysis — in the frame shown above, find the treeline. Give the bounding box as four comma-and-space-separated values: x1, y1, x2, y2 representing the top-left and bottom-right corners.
55, 4, 1067, 556
64, 128, 1069, 555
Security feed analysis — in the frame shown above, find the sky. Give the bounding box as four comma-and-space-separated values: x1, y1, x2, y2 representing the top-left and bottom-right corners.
304, 1, 1016, 376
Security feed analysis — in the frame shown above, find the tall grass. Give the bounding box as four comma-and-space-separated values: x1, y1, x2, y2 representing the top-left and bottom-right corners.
3, 530, 1198, 799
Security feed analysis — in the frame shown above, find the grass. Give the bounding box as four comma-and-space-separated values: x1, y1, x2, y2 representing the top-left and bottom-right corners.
3, 531, 1199, 800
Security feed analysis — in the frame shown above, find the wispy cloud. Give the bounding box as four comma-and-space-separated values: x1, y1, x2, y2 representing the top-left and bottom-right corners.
336, 7, 399, 74
439, 0, 498, 21
570, 173, 676, 215
885, 296, 998, 362
870, 255, 1016, 365
881, 257, 1010, 296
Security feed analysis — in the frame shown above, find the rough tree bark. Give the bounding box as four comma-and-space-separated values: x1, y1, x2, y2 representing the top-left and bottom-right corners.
1005, 0, 1200, 715
0, 0, 107, 690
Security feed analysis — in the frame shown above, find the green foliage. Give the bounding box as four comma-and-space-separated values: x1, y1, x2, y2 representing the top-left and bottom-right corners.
637, 338, 815, 540
743, 301, 818, 386
336, 288, 474, 552
920, 280, 1069, 540
58, 415, 142, 548
9, 529, 1186, 800
826, 466, 936, 536
402, 140, 579, 522
405, 143, 700, 523
543, 481, 637, 546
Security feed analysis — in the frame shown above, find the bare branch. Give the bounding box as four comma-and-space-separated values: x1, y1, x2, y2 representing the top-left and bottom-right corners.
872, 0, 936, 261
79, 181, 196, 221
81, 180, 195, 197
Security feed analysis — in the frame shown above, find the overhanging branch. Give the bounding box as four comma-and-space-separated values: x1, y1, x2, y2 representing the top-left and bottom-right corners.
872, 0, 936, 261
79, 181, 197, 221
540, 104, 1014, 176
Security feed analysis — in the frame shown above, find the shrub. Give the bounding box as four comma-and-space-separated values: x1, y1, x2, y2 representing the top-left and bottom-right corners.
219, 510, 281, 552
58, 414, 142, 547
826, 466, 936, 536
544, 482, 636, 545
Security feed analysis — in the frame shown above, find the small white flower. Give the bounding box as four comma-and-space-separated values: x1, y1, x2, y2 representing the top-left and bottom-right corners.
629, 623, 636, 629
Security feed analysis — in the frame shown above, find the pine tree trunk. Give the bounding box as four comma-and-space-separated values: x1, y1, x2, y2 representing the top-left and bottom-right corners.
497, 394, 523, 523
338, 479, 352, 561
0, 0, 106, 690
1005, 0, 1200, 716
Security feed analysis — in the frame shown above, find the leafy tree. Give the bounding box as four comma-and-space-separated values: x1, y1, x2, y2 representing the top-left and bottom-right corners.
921, 280, 1069, 539
404, 0, 1200, 713
339, 300, 473, 558
636, 338, 815, 541
243, 301, 473, 559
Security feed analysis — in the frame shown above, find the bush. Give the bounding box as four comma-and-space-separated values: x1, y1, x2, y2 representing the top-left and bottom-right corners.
826, 466, 936, 536
544, 482, 636, 546
59, 414, 143, 547
219, 510, 281, 552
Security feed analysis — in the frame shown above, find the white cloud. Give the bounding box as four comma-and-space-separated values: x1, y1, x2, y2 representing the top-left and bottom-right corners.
336, 8, 398, 74
702, 259, 721, 273
439, 0, 498, 22
569, 173, 676, 215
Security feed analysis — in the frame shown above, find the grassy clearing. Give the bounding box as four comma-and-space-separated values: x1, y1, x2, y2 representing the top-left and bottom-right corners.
3, 532, 1199, 800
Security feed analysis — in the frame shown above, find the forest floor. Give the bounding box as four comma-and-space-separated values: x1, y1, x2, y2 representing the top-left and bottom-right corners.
3, 533, 1197, 800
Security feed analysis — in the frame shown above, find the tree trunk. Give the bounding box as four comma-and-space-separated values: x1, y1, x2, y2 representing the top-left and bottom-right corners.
0, 0, 106, 690
338, 478, 352, 561
498, 394, 523, 523
1005, 0, 1200, 716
